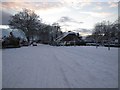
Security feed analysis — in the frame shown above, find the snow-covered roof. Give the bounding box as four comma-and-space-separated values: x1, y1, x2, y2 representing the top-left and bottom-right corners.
56, 32, 77, 42
1, 28, 27, 41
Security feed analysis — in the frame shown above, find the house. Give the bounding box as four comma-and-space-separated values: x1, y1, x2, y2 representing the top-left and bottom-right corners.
85, 35, 95, 43
55, 31, 84, 46
2, 28, 28, 48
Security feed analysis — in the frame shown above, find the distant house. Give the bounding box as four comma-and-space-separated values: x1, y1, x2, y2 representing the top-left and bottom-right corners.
85, 35, 95, 43
55, 31, 84, 46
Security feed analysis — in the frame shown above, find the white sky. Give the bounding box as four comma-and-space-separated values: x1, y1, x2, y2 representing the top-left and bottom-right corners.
1, 0, 119, 36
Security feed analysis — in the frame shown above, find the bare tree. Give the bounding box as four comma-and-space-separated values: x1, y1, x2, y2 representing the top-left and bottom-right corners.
92, 20, 119, 49
9, 9, 41, 42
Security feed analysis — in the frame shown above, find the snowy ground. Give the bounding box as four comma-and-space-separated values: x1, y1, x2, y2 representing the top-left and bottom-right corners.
2, 44, 118, 88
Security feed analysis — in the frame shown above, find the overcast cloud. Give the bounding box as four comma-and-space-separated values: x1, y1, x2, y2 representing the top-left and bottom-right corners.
1, 0, 118, 36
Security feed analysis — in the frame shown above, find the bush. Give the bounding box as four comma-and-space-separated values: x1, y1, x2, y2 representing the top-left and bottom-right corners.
2, 37, 20, 48
76, 41, 86, 46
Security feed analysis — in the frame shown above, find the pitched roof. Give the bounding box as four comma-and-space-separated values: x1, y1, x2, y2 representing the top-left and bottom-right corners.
56, 32, 77, 42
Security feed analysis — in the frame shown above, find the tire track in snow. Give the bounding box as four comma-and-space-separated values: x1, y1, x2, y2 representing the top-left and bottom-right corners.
52, 49, 90, 88
49, 48, 72, 88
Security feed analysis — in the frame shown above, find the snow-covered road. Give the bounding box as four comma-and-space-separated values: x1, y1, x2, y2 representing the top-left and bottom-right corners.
2, 45, 118, 88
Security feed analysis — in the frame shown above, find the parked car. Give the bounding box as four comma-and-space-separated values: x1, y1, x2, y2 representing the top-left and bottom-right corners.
32, 42, 37, 46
